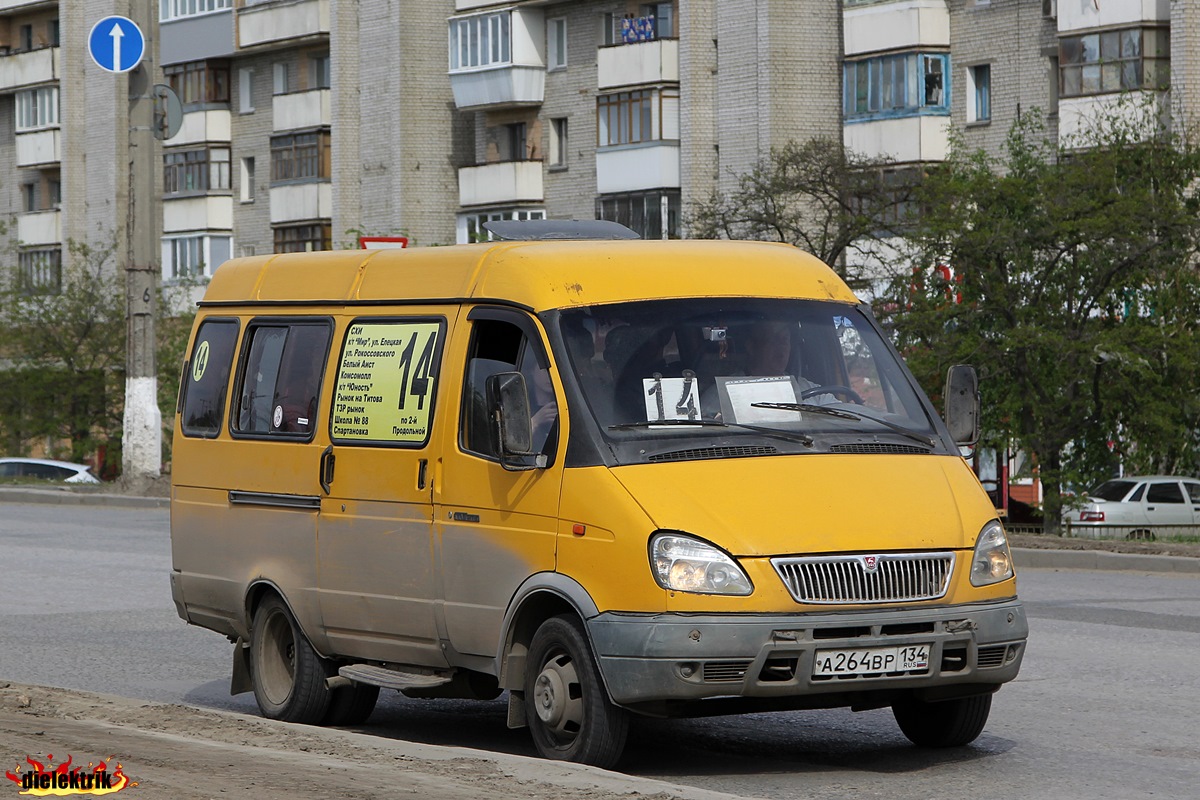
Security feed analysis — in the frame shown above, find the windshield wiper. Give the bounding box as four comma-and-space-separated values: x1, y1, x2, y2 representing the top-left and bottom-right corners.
609, 418, 813, 447
751, 402, 936, 448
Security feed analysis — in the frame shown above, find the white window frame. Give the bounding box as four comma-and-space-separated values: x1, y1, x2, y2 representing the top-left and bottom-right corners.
967, 64, 991, 123
549, 117, 568, 167
448, 11, 511, 72
458, 209, 546, 243
16, 86, 59, 131
548, 18, 567, 70
273, 62, 289, 95
160, 0, 232, 23
238, 67, 255, 113
162, 233, 232, 280
240, 156, 256, 203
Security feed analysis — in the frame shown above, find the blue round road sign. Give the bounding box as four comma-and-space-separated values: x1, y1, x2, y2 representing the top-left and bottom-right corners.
88, 16, 145, 74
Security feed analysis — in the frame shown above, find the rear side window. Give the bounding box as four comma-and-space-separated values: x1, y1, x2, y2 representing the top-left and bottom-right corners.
1146, 482, 1185, 504
1089, 480, 1135, 501
181, 319, 239, 438
1186, 482, 1200, 504
233, 320, 332, 438
330, 318, 445, 447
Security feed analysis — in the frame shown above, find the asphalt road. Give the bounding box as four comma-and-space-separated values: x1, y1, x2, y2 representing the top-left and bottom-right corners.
1, 502, 1198, 799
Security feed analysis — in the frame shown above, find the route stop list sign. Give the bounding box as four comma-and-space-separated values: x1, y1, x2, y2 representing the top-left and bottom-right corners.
88, 16, 145, 74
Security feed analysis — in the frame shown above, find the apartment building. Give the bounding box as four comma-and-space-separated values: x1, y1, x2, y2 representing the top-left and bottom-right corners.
0, 0, 1190, 296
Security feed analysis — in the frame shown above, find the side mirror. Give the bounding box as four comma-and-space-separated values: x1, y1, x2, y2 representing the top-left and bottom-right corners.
485, 371, 541, 470
944, 365, 980, 447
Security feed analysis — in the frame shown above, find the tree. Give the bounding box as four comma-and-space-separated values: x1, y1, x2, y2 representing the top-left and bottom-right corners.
883, 103, 1200, 532
687, 137, 915, 287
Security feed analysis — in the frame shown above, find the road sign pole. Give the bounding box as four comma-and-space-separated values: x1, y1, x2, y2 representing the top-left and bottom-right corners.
120, 0, 161, 483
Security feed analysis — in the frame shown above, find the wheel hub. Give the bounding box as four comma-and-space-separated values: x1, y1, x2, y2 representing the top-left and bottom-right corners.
532, 653, 582, 737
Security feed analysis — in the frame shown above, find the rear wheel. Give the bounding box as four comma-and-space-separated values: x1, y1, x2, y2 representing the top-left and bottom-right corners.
323, 682, 380, 726
525, 615, 628, 768
893, 693, 992, 747
1126, 529, 1156, 542
249, 594, 331, 723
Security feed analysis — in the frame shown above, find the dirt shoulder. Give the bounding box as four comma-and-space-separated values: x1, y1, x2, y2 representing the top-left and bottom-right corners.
1008, 532, 1200, 559
0, 683, 747, 800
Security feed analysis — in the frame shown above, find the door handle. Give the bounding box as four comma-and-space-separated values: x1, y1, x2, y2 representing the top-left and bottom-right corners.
319, 445, 335, 494
417, 458, 428, 490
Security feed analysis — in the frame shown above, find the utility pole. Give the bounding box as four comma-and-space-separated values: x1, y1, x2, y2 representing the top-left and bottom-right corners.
90, 2, 160, 481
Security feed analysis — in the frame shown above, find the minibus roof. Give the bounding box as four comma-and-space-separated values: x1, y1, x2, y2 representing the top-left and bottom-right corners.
200, 239, 860, 310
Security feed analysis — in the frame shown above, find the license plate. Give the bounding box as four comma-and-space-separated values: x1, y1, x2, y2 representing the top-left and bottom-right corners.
812, 644, 930, 677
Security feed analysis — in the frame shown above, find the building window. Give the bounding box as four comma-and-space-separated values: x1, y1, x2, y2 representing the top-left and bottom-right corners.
1059, 27, 1169, 98
549, 117, 568, 168
240, 157, 255, 202
449, 11, 511, 71
501, 122, 528, 161
274, 222, 332, 253
238, 68, 255, 113
273, 62, 289, 95
15, 86, 59, 131
462, 209, 546, 243
160, 0, 232, 22
164, 147, 231, 194
19, 24, 32, 51
271, 130, 331, 182
20, 184, 36, 213
548, 18, 567, 70
598, 89, 677, 146
597, 190, 680, 240
18, 248, 62, 294
48, 19, 59, 47
843, 52, 950, 120
163, 234, 232, 279
642, 3, 674, 38
164, 61, 230, 106
308, 53, 331, 89
968, 64, 991, 123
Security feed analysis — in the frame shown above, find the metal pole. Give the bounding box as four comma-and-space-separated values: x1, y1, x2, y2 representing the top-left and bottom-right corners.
122, 0, 161, 481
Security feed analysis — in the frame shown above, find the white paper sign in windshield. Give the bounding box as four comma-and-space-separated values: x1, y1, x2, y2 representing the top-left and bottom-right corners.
332, 321, 441, 444
718, 376, 798, 424
642, 373, 701, 421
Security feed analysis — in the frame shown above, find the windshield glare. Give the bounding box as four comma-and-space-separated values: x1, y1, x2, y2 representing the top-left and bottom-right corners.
557, 298, 937, 448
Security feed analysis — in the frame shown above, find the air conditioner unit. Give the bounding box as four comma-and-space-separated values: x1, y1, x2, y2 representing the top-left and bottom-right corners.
1042, 0, 1057, 19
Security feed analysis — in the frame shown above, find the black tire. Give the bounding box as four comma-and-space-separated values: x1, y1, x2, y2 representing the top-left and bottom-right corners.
323, 682, 380, 726
1127, 529, 1156, 542
249, 594, 331, 724
525, 615, 629, 768
893, 693, 992, 747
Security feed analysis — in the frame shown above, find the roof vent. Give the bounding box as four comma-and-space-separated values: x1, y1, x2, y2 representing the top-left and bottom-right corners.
483, 219, 640, 241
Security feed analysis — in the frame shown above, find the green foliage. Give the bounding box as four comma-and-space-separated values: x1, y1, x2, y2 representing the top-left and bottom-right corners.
882, 101, 1200, 529
687, 137, 915, 285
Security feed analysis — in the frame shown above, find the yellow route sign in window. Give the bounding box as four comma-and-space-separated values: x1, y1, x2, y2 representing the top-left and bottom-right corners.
332, 320, 442, 444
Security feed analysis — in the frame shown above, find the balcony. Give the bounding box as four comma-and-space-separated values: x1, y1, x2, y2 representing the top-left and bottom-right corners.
273, 89, 331, 131
1058, 91, 1167, 147
167, 109, 232, 146
595, 143, 679, 194
0, 46, 59, 91
1057, 0, 1169, 33
0, 0, 48, 11
16, 210, 60, 246
458, 161, 543, 207
843, 115, 950, 163
163, 196, 234, 234
843, 0, 949, 57
237, 0, 329, 48
597, 38, 678, 90
270, 182, 332, 223
448, 7, 545, 109
16, 129, 58, 166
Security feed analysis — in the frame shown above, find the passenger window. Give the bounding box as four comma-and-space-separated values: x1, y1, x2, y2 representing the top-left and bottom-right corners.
234, 321, 332, 437
461, 318, 557, 463
1146, 482, 1185, 504
330, 319, 444, 446
181, 319, 239, 437
1129, 484, 1146, 502
1186, 483, 1200, 504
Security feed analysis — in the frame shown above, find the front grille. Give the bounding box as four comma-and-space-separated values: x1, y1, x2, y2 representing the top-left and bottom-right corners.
977, 645, 1008, 668
649, 445, 777, 462
772, 552, 955, 604
702, 660, 753, 683
830, 443, 931, 455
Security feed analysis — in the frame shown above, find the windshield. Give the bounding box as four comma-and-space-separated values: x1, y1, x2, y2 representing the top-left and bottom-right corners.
555, 298, 942, 460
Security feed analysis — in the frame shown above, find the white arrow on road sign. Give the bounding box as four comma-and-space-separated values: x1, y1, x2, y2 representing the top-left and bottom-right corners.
88, 16, 145, 74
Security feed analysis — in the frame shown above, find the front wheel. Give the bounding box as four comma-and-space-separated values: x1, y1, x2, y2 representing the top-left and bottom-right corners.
893, 693, 992, 747
525, 615, 629, 768
249, 594, 331, 724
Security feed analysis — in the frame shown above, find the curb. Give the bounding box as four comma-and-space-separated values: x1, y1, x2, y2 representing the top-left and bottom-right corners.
0, 488, 168, 510
1013, 547, 1200, 575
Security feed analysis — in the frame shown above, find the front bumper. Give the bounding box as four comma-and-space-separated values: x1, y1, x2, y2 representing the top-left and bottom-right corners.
587, 598, 1026, 707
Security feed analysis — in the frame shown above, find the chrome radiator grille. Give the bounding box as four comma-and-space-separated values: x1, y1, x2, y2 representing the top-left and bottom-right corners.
772, 552, 955, 604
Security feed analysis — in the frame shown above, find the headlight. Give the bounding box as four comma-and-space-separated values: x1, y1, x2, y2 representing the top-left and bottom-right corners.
970, 520, 1014, 586
650, 533, 753, 595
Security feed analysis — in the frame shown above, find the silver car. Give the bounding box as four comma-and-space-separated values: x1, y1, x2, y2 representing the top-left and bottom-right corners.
1070, 475, 1200, 540
0, 457, 101, 484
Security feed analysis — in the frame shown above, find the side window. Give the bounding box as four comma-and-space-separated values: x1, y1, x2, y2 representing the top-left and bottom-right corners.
1186, 482, 1200, 504
181, 319, 239, 437
1146, 482, 1185, 504
330, 319, 444, 446
233, 321, 332, 437
1129, 483, 1146, 502
461, 317, 557, 462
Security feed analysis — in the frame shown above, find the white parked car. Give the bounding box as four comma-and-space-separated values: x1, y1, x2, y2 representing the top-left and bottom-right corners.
1070, 475, 1200, 540
0, 457, 101, 484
